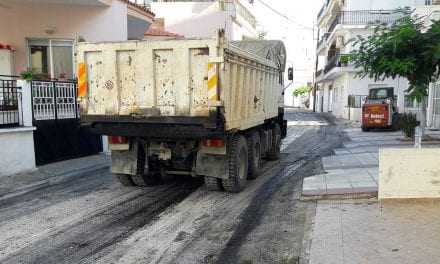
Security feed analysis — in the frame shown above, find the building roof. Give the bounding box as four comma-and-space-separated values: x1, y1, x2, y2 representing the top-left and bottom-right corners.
119, 0, 155, 18
0, 43, 15, 51
144, 28, 182, 37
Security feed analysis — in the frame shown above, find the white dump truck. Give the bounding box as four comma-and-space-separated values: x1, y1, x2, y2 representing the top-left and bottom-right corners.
76, 32, 289, 193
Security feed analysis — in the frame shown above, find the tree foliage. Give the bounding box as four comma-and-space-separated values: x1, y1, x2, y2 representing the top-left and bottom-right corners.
351, 10, 440, 102
293, 85, 311, 97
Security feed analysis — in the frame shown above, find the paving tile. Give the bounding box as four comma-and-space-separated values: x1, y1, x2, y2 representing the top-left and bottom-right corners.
310, 200, 440, 264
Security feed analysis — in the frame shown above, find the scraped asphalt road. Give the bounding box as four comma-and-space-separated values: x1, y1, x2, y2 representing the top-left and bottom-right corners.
0, 110, 344, 264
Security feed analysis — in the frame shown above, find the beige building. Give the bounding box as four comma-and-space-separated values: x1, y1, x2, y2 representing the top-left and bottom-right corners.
0, 0, 155, 78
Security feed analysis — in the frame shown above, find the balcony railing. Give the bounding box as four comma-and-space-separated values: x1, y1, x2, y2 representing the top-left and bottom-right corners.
317, 33, 330, 49
0, 79, 22, 128
315, 69, 324, 79
324, 54, 351, 74
327, 10, 407, 34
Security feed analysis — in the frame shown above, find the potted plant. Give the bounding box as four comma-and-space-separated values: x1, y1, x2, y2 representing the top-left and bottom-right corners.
20, 69, 34, 81
398, 113, 419, 139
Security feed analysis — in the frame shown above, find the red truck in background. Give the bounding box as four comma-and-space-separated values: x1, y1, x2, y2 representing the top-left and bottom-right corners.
361, 87, 399, 132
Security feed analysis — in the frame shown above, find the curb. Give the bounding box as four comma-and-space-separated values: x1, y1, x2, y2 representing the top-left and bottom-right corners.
0, 163, 110, 201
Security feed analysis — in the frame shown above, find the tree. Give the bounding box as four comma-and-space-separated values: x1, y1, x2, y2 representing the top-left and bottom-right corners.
350, 11, 440, 133
293, 85, 311, 97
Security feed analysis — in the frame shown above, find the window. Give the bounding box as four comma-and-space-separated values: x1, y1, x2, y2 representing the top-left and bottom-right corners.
28, 39, 74, 80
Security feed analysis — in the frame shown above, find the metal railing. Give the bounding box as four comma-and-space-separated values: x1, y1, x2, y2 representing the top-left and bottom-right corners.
327, 10, 406, 34
0, 80, 22, 128
317, 33, 330, 49
324, 53, 351, 73
31, 80, 78, 121
315, 69, 324, 78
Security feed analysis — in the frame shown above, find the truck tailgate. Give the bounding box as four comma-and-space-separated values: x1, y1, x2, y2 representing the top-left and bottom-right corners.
76, 39, 219, 118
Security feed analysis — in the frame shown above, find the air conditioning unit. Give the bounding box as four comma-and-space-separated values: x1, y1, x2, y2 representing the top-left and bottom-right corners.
336, 36, 344, 48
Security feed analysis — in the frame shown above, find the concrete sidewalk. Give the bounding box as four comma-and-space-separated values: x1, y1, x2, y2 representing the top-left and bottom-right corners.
302, 128, 440, 198
0, 154, 110, 198
309, 199, 440, 264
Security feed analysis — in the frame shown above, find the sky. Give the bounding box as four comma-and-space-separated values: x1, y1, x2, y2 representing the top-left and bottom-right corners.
253, 0, 324, 105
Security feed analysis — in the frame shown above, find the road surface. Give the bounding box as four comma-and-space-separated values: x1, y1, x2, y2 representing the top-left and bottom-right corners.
0, 110, 344, 264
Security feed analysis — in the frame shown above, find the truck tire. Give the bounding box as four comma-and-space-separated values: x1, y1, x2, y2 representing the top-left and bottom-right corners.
267, 124, 281, 161
115, 174, 136, 186
205, 176, 222, 191
361, 126, 370, 132
247, 132, 262, 180
222, 135, 248, 193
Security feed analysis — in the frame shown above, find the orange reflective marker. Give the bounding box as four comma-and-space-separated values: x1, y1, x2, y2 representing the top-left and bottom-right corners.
77, 63, 88, 98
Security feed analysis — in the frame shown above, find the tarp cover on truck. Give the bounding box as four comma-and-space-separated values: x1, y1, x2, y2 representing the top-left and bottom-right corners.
230, 40, 287, 72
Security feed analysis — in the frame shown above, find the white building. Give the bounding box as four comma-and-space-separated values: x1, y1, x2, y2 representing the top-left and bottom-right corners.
314, 0, 437, 123
148, 0, 258, 40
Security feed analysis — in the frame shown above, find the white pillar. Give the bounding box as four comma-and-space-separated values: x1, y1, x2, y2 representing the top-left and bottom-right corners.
16, 80, 33, 127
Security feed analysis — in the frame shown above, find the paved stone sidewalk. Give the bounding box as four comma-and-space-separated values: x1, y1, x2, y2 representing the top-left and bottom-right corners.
309, 199, 440, 264
302, 128, 440, 197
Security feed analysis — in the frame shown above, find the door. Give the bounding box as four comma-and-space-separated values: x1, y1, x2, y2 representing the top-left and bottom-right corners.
328, 86, 334, 112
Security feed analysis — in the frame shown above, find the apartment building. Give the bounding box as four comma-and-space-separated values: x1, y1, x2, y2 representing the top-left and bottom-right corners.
147, 0, 258, 40
314, 0, 437, 123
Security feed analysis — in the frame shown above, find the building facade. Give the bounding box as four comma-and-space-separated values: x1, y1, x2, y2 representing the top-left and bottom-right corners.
148, 0, 258, 41
314, 0, 439, 124
0, 0, 155, 177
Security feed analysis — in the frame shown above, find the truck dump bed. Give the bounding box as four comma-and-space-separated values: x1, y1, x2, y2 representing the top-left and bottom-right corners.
76, 36, 284, 133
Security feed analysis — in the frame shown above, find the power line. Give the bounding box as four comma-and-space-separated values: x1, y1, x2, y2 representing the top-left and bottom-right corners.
255, 0, 315, 31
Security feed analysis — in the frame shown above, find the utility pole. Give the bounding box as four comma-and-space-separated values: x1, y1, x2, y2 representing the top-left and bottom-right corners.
313, 26, 320, 113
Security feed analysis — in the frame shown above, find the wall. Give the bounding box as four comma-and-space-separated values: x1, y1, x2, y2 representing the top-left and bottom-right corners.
379, 148, 440, 200
0, 128, 36, 177
0, 1, 128, 75
0, 50, 14, 76
0, 80, 36, 178
151, 2, 257, 40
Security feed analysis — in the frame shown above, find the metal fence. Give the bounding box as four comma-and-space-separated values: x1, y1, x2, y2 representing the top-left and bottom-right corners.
31, 80, 78, 121
431, 82, 440, 128
0, 80, 22, 128
328, 10, 407, 33
348, 95, 367, 108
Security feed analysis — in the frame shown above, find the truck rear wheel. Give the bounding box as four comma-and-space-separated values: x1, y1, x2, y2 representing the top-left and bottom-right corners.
267, 124, 281, 161
115, 174, 136, 186
205, 177, 222, 191
222, 135, 248, 193
247, 132, 262, 180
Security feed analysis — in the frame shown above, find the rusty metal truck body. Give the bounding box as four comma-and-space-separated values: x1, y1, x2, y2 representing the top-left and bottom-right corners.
76, 34, 287, 192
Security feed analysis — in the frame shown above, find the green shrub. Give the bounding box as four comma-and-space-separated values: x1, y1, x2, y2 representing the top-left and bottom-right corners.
398, 113, 419, 138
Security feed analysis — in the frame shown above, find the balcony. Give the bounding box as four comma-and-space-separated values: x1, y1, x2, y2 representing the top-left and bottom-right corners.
317, 0, 331, 20
317, 33, 330, 49
425, 0, 440, 5
326, 10, 407, 34
324, 54, 351, 74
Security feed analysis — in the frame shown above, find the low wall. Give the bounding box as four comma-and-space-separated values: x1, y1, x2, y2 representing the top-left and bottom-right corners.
0, 127, 36, 177
379, 148, 440, 200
